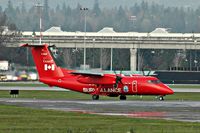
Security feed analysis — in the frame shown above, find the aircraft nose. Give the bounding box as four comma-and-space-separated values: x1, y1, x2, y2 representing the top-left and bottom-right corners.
159, 85, 174, 95
166, 88, 174, 95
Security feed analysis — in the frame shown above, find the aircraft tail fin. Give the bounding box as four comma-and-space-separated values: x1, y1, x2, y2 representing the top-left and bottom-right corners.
20, 44, 64, 80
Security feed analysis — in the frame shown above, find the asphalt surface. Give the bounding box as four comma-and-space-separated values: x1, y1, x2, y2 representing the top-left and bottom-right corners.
0, 98, 200, 122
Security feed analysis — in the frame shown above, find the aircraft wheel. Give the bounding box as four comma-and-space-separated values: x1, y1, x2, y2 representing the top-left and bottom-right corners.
92, 95, 99, 100
120, 95, 126, 100
159, 96, 164, 101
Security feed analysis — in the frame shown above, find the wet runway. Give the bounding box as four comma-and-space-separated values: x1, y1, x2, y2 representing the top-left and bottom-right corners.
0, 98, 200, 122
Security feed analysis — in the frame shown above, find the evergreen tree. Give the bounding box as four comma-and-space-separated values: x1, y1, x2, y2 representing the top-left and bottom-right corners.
5, 0, 16, 23
93, 0, 101, 17
21, 1, 26, 13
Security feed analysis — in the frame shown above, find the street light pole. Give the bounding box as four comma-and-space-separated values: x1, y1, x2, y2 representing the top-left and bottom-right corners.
35, 2, 43, 45
193, 39, 198, 68
80, 7, 88, 70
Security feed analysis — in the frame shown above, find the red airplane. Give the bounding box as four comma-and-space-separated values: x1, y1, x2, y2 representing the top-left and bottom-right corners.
21, 43, 174, 100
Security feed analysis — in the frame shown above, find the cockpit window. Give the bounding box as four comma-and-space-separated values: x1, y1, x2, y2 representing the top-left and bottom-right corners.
147, 80, 161, 84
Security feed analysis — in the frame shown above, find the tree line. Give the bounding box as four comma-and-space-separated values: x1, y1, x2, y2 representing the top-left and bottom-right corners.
2, 0, 200, 33
1, 0, 200, 70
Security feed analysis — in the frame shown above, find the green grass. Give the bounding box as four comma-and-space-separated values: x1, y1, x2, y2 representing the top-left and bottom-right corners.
0, 104, 199, 133
0, 90, 200, 101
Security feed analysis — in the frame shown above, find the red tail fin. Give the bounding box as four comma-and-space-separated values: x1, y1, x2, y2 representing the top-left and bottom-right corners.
21, 44, 64, 79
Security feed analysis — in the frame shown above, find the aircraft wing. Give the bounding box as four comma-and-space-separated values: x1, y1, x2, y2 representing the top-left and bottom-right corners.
71, 71, 104, 77
71, 71, 115, 85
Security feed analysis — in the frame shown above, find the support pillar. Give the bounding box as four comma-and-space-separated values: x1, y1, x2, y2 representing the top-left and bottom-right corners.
130, 48, 137, 71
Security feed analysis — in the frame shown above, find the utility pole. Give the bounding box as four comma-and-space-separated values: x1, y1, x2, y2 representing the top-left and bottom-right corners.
80, 7, 88, 70
35, 2, 43, 45
110, 48, 113, 71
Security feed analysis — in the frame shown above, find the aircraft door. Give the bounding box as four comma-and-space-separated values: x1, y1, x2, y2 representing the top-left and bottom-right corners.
132, 80, 137, 93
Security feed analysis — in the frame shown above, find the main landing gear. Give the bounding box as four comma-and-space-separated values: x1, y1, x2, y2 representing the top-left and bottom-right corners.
120, 95, 126, 100
92, 95, 99, 100
158, 96, 164, 101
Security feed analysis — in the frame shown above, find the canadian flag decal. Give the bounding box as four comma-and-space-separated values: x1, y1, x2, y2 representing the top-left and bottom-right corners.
44, 64, 55, 71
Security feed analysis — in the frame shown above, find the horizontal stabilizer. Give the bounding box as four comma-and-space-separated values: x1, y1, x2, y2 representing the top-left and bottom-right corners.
20, 43, 47, 47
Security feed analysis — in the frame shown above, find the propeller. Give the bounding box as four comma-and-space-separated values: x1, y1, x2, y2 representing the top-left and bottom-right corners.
141, 68, 145, 76
147, 70, 151, 76
114, 69, 123, 88
141, 67, 151, 76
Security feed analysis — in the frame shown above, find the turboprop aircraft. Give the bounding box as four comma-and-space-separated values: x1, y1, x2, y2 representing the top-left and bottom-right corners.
21, 43, 174, 100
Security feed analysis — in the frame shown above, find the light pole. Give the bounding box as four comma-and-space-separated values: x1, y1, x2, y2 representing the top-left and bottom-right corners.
80, 7, 88, 70
137, 43, 141, 71
193, 39, 198, 68
92, 38, 95, 68
100, 48, 102, 69
35, 2, 43, 45
110, 47, 113, 71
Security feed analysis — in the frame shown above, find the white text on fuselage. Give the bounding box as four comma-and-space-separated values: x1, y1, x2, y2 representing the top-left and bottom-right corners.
83, 88, 121, 93
83, 88, 95, 93
100, 88, 121, 93
43, 59, 54, 63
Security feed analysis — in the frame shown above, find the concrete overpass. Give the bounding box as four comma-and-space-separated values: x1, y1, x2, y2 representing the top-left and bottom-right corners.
18, 30, 200, 71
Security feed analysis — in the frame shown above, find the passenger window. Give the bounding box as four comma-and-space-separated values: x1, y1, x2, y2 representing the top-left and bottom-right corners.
147, 80, 161, 84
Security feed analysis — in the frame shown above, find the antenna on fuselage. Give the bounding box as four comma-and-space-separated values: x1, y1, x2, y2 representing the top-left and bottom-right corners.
35, 1, 43, 45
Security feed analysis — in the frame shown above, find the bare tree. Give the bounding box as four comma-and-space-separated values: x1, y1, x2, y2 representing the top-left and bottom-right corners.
62, 48, 73, 68
0, 12, 25, 65
0, 12, 20, 47
102, 48, 110, 70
